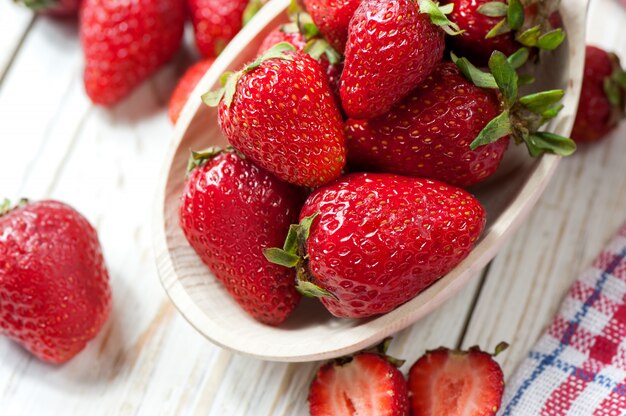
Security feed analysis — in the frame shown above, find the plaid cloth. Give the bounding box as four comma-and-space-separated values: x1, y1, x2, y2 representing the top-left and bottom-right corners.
501, 223, 626, 415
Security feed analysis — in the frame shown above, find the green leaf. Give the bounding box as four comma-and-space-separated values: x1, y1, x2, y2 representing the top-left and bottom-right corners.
451, 52, 498, 88
541, 104, 564, 120
489, 51, 518, 107
222, 72, 242, 107
485, 18, 511, 39
282, 224, 299, 254
418, 0, 464, 36
537, 29, 565, 50
507, 47, 529, 69
287, 0, 301, 19
304, 39, 341, 65
494, 342, 510, 356
202, 88, 226, 108
519, 89, 565, 113
506, 0, 524, 30
615, 70, 626, 88
298, 212, 319, 243
186, 147, 224, 173
604, 78, 622, 107
0, 199, 11, 216
295, 280, 336, 299
518, 74, 536, 85
516, 25, 541, 47
471, 110, 512, 149
242, 0, 265, 26
477, 1, 508, 17
438, 3, 454, 14
246, 42, 296, 72
263, 248, 300, 268
525, 132, 576, 157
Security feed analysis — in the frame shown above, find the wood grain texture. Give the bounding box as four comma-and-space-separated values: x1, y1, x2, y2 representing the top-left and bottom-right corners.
0, 0, 622, 414
462, 0, 626, 375
0, 3, 33, 82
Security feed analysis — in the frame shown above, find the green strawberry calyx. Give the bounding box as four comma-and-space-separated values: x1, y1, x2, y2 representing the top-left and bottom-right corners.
335, 337, 406, 367
452, 48, 576, 157
202, 42, 297, 108
280, 9, 342, 64
263, 212, 338, 300
242, 0, 267, 26
186, 146, 238, 175
0, 198, 28, 217
604, 53, 626, 127
13, 0, 56, 11
418, 0, 464, 36
478, 0, 565, 51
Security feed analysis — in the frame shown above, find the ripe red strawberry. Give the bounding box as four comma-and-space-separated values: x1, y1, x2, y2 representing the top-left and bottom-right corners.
0, 200, 111, 364
179, 148, 303, 325
445, 0, 564, 66
80, 0, 185, 106
309, 339, 409, 416
204, 43, 346, 187
302, 0, 362, 53
169, 59, 215, 124
189, 0, 262, 58
572, 46, 626, 142
15, 0, 81, 16
340, 0, 457, 119
408, 344, 507, 416
445, 0, 518, 66
265, 173, 486, 318
347, 61, 508, 188
257, 22, 343, 104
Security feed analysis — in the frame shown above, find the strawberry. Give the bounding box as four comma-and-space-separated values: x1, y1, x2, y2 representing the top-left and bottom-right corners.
445, 0, 565, 66
340, 0, 461, 119
346, 61, 508, 188
169, 59, 215, 124
265, 173, 486, 318
204, 43, 346, 188
451, 49, 576, 158
189, 0, 265, 58
572, 46, 626, 142
257, 17, 343, 104
309, 338, 409, 416
408, 344, 507, 416
302, 0, 362, 53
179, 148, 303, 325
0, 200, 111, 364
80, 0, 185, 106
15, 0, 81, 16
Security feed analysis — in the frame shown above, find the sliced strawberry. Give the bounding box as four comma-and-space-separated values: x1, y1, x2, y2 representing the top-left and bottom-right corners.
408, 345, 506, 416
309, 350, 409, 416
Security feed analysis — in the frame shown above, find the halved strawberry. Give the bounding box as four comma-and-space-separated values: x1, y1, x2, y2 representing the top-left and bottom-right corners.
309, 339, 409, 416
408, 344, 507, 416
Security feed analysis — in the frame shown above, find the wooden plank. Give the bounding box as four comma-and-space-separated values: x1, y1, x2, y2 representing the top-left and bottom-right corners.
462, 0, 626, 376
0, 3, 33, 83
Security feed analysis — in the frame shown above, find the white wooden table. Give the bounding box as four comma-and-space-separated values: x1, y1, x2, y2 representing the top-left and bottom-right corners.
0, 1, 624, 414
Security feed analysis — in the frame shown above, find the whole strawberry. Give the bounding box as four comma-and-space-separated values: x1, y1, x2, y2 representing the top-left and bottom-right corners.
15, 0, 81, 16
408, 344, 507, 415
80, 0, 185, 106
0, 200, 111, 364
340, 0, 459, 119
572, 46, 626, 142
302, 0, 362, 53
309, 339, 409, 416
189, 0, 264, 58
265, 173, 486, 318
169, 59, 215, 124
180, 148, 302, 325
204, 43, 346, 188
445, 0, 565, 66
347, 61, 508, 188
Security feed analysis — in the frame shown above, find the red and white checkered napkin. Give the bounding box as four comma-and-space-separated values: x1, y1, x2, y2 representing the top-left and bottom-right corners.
500, 223, 626, 416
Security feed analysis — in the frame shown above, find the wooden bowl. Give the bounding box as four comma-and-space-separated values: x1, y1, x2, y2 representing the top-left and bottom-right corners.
154, 0, 587, 362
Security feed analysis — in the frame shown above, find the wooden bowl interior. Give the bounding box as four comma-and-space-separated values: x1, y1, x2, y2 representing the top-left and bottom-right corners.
155, 0, 586, 361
